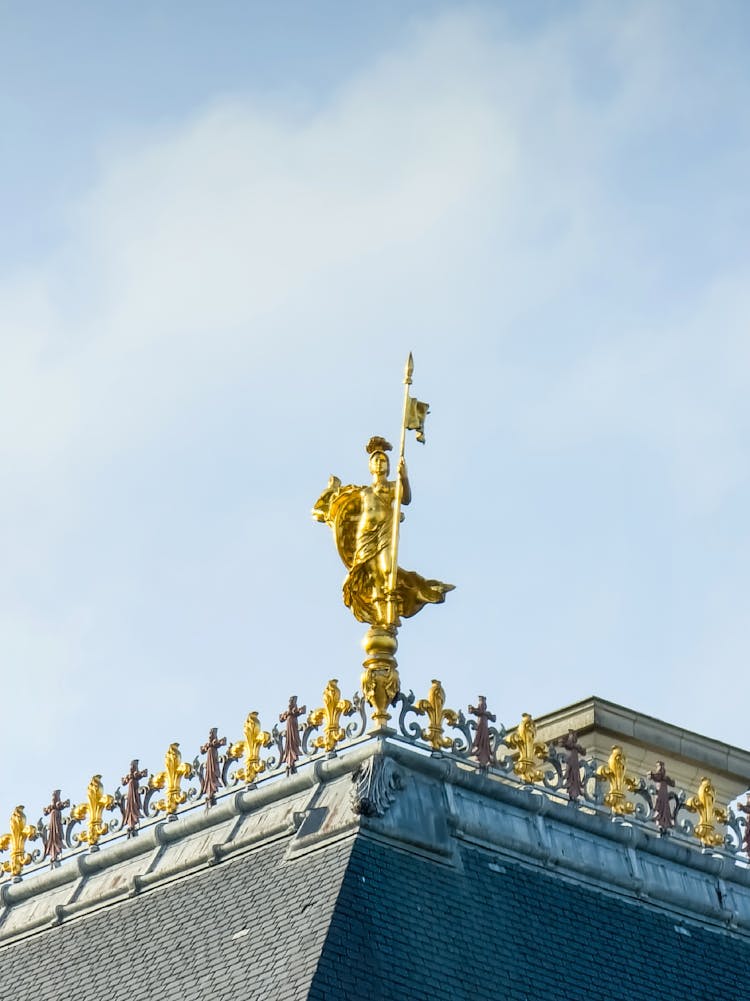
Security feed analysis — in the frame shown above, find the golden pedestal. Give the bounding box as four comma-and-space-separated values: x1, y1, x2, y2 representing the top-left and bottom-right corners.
361, 626, 401, 729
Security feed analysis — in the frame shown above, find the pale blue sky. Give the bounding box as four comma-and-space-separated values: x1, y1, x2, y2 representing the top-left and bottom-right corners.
2, 1, 750, 830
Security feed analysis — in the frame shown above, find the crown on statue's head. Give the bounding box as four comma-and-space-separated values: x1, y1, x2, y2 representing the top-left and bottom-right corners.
366, 436, 392, 455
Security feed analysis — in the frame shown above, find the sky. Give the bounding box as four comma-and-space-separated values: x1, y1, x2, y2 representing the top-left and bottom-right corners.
1, 0, 750, 833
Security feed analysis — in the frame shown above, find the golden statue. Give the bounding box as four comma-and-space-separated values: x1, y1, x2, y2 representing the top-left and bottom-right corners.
313, 355, 454, 728
313, 358, 453, 629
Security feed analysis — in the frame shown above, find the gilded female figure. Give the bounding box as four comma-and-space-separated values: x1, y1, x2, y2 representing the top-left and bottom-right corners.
314, 437, 453, 627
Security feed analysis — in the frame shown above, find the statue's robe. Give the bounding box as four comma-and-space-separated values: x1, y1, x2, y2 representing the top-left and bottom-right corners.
313, 476, 453, 626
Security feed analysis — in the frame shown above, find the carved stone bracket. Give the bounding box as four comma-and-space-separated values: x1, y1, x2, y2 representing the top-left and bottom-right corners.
351, 755, 403, 818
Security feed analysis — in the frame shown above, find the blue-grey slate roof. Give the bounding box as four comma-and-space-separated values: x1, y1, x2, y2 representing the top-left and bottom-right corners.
0, 836, 354, 1001
314, 835, 750, 1000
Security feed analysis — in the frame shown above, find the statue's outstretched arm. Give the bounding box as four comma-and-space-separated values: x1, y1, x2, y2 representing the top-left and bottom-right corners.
312, 475, 342, 524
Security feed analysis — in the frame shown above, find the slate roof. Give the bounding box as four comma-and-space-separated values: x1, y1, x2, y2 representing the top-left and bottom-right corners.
0, 836, 354, 1001
314, 836, 750, 1001
1, 738, 749, 1001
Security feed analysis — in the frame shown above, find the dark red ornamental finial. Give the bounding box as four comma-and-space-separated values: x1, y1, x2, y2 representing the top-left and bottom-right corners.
42, 790, 70, 867
468, 695, 496, 769
280, 696, 306, 776
560, 729, 586, 801
649, 761, 676, 833
200, 728, 227, 807
121, 760, 148, 837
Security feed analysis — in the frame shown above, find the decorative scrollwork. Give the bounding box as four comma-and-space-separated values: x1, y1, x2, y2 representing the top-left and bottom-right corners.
723, 807, 744, 855
395, 690, 423, 742
674, 790, 695, 839
542, 743, 565, 793
736, 795, 750, 855
345, 692, 368, 742
629, 777, 654, 823
300, 713, 322, 757
451, 713, 478, 760
263, 723, 283, 775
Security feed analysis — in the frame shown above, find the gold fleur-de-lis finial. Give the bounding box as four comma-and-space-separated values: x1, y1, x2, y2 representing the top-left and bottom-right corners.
228, 712, 272, 785
149, 743, 193, 816
0, 806, 38, 878
414, 679, 459, 751
686, 776, 728, 848
595, 745, 637, 815
308, 679, 353, 753
506, 712, 548, 783
71, 775, 115, 846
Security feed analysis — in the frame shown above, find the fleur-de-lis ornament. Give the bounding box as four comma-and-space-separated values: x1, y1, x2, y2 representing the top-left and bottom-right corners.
0, 806, 38, 878
71, 775, 114, 846
308, 679, 353, 753
149, 743, 193, 816
686, 777, 728, 848
415, 679, 459, 751
228, 712, 272, 785
596, 745, 637, 815
506, 713, 548, 784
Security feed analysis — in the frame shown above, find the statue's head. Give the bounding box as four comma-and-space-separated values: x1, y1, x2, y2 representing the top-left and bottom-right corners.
366, 436, 392, 477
